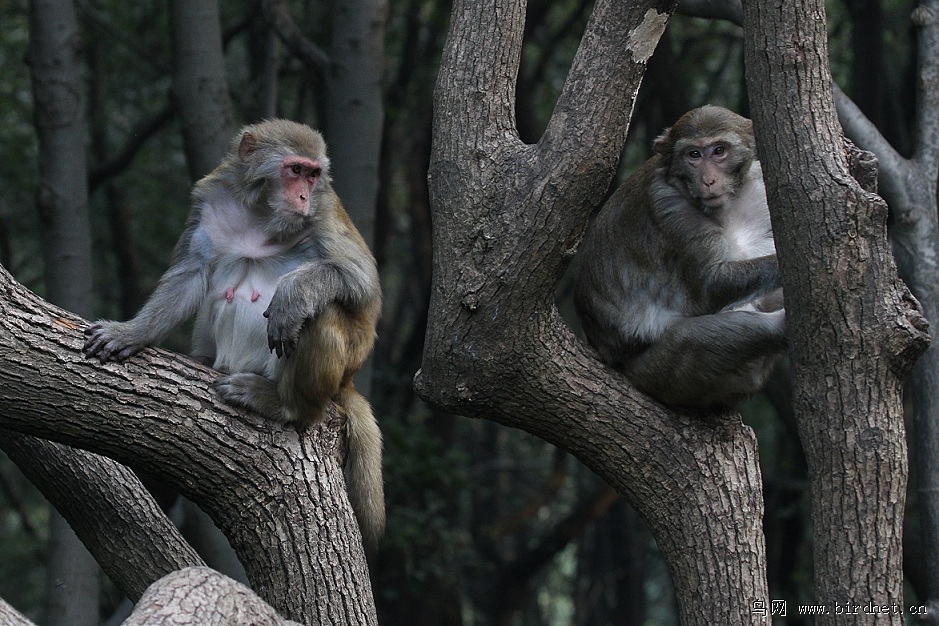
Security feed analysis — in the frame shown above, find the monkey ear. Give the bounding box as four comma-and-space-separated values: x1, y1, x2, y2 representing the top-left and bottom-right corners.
238, 132, 258, 161
652, 128, 672, 155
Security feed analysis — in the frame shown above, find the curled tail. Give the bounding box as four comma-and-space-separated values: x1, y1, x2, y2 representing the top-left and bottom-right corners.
338, 385, 385, 549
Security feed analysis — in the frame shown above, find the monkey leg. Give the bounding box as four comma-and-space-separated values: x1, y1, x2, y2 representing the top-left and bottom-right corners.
213, 372, 282, 421
624, 310, 786, 406
277, 306, 385, 547
277, 304, 376, 427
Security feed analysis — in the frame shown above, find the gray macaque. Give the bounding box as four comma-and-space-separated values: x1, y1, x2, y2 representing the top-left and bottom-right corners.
574, 105, 786, 406
84, 120, 384, 546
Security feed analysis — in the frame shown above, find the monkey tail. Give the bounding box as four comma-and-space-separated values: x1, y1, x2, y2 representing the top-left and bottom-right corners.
337, 385, 385, 550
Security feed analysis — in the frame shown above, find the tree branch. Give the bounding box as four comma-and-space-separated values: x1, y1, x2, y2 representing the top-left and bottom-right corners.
0, 431, 204, 601
123, 567, 304, 626
833, 83, 913, 210
261, 0, 331, 70
0, 598, 32, 626
743, 0, 929, 617
0, 264, 376, 625
420, 1, 773, 623
88, 103, 175, 193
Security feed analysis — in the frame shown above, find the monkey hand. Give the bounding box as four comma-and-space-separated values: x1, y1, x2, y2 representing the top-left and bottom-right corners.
753, 288, 785, 313
263, 281, 316, 358
83, 321, 147, 363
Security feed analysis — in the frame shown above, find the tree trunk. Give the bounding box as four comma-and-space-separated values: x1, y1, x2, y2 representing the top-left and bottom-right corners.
418, 1, 778, 623
28, 2, 99, 624
834, 0, 939, 618
167, 0, 250, 583
28, 0, 94, 319
743, 0, 929, 623
325, 0, 388, 250
0, 265, 378, 625
169, 0, 235, 181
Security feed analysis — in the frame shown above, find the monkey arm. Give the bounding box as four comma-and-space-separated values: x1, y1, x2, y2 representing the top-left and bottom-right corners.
83, 227, 211, 362
264, 241, 380, 359
695, 254, 781, 313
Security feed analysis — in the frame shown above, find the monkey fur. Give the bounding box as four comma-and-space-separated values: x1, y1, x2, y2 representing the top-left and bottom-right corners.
574, 105, 786, 406
84, 119, 384, 547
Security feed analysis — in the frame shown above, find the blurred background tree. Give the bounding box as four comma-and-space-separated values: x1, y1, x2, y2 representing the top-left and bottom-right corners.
0, 0, 926, 624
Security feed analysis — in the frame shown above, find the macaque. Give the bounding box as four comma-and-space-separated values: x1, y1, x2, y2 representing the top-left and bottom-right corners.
84, 120, 384, 546
574, 105, 785, 406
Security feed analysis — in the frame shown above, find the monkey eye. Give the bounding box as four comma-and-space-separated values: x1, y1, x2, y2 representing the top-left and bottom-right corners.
687, 149, 703, 159
290, 163, 303, 176
713, 145, 727, 155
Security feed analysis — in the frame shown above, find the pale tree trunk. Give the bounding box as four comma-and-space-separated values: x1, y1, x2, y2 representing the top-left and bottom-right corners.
28, 0, 94, 316
0, 264, 378, 625
325, 0, 387, 250
418, 1, 778, 623
834, 0, 939, 618
26, 2, 99, 624
744, 0, 929, 624
168, 0, 235, 181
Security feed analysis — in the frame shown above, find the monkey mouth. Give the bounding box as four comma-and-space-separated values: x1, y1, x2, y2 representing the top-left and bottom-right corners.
282, 205, 309, 218
701, 194, 724, 207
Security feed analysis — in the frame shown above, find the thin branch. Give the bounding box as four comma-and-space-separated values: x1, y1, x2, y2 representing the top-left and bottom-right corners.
261, 0, 331, 70
833, 83, 913, 210
75, 0, 170, 74
488, 485, 619, 624
88, 103, 175, 192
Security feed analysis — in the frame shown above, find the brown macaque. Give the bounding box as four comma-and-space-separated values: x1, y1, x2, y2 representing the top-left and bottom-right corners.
84, 120, 384, 546
574, 105, 785, 406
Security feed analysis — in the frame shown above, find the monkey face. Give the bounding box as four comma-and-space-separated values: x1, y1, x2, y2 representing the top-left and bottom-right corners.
279, 156, 324, 217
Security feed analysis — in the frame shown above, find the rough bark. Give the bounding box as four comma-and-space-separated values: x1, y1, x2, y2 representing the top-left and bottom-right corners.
743, 0, 930, 623
0, 598, 33, 626
0, 264, 377, 626
169, 0, 236, 181
418, 1, 774, 623
835, 0, 939, 619
123, 567, 303, 626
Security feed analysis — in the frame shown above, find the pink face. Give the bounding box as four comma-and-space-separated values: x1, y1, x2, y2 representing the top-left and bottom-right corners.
684, 141, 731, 207
280, 156, 323, 215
